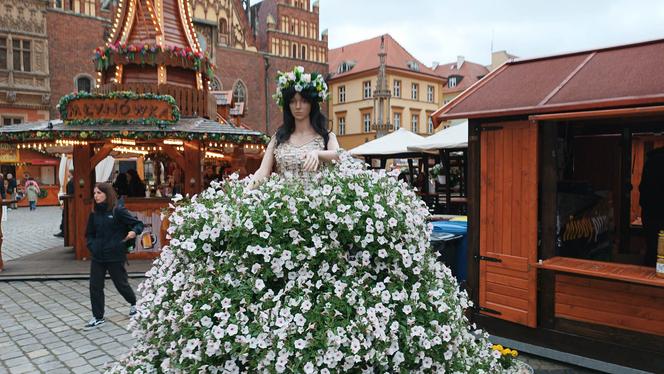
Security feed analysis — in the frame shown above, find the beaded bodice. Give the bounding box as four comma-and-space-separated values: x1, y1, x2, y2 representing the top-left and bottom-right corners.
274, 135, 325, 180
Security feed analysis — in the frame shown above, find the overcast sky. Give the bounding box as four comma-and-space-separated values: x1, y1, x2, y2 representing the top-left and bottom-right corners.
274, 0, 664, 67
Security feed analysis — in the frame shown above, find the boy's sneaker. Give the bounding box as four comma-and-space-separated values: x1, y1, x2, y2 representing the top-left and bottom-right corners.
84, 318, 105, 330
129, 305, 137, 316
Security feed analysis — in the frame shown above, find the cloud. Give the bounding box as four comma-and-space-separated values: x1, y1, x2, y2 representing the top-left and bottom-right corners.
314, 0, 664, 66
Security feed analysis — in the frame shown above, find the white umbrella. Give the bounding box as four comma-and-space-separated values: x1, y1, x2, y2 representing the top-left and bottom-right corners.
407, 121, 468, 151
349, 128, 429, 156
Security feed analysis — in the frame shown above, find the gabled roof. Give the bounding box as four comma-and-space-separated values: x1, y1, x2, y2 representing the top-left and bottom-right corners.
434, 60, 489, 94
328, 34, 441, 80
434, 38, 664, 121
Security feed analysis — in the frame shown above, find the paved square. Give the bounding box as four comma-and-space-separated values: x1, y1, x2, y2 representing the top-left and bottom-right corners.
2, 206, 64, 261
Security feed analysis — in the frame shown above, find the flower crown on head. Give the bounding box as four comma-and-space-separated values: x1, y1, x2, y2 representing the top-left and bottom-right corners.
273, 66, 329, 107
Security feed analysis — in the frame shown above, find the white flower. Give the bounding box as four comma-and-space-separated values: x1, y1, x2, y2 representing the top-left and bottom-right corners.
226, 324, 238, 336
294, 339, 307, 349
303, 362, 315, 374
294, 83, 303, 92
295, 66, 305, 74
255, 279, 265, 291
402, 305, 412, 315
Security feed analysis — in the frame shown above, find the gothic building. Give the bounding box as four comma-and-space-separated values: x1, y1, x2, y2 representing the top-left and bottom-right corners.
2, 0, 328, 135
0, 0, 51, 126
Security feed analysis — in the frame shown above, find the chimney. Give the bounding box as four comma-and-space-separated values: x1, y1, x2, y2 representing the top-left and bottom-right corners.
456, 56, 464, 69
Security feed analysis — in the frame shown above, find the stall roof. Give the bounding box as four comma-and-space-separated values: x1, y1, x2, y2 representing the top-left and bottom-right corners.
407, 121, 468, 152
0, 117, 265, 142
349, 128, 428, 156
434, 38, 664, 121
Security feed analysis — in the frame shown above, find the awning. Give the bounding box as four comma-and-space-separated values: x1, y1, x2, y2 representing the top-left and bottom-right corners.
349, 128, 429, 156
407, 121, 468, 152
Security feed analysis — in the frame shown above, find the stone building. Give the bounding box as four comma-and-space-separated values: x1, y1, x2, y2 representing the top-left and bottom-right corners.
0, 0, 51, 125
3, 0, 328, 135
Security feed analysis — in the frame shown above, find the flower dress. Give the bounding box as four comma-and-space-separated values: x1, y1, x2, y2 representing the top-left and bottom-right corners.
273, 135, 326, 181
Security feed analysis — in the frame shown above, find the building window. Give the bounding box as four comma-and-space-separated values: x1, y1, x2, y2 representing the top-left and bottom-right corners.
363, 113, 371, 132
394, 113, 401, 130
427, 116, 434, 134
52, 0, 64, 9
233, 80, 247, 103
427, 85, 434, 102
448, 77, 457, 88
301, 45, 306, 60
363, 81, 372, 99
338, 85, 346, 103
411, 114, 419, 133
12, 39, 31, 72
0, 38, 6, 70
2, 117, 23, 126
337, 61, 354, 74
76, 76, 92, 93
219, 18, 229, 34
338, 117, 346, 135
393, 80, 401, 97
292, 44, 297, 58
85, 0, 96, 16
101, 0, 114, 11
411, 83, 418, 100
209, 77, 222, 91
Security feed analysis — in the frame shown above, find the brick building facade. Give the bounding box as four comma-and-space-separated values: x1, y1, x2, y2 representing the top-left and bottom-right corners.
23, 0, 328, 136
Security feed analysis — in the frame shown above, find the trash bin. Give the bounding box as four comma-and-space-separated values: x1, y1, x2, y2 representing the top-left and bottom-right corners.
430, 231, 462, 277
431, 220, 468, 285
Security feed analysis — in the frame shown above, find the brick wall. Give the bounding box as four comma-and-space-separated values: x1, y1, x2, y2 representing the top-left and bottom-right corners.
46, 10, 109, 118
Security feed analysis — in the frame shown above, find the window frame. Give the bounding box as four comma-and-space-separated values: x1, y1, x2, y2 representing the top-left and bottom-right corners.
76, 75, 93, 93
338, 85, 346, 103
232, 80, 247, 104
411, 114, 419, 133
393, 80, 401, 97
427, 85, 435, 103
448, 76, 457, 88
427, 116, 434, 134
0, 37, 7, 70
2, 116, 24, 126
363, 113, 371, 133
411, 83, 418, 100
363, 81, 372, 99
12, 39, 31, 72
393, 112, 401, 130
338, 116, 346, 135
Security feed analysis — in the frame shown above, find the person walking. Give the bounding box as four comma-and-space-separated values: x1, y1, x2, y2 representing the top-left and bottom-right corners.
26, 179, 39, 211
84, 182, 143, 329
6, 174, 17, 209
55, 170, 75, 238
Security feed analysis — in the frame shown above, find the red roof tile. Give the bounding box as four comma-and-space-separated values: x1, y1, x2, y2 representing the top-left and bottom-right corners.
434, 38, 664, 121
328, 34, 440, 80
434, 60, 489, 94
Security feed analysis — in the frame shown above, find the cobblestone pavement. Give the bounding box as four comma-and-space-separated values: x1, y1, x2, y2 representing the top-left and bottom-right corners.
2, 206, 64, 261
0, 279, 140, 374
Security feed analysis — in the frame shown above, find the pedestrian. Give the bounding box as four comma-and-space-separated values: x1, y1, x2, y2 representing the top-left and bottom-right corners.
84, 182, 143, 329
26, 179, 39, 211
6, 173, 17, 209
113, 172, 129, 198
125, 169, 146, 197
55, 170, 74, 238
0, 174, 5, 200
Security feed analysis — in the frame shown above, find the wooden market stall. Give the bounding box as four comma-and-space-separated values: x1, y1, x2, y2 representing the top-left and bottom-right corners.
0, 0, 267, 270
433, 38, 664, 372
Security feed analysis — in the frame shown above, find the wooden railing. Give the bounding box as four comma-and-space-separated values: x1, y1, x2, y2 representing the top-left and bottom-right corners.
96, 83, 210, 118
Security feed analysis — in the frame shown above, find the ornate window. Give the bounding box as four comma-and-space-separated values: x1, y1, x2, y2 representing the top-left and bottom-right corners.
0, 38, 6, 70
75, 75, 92, 93
12, 39, 31, 72
233, 80, 247, 103
209, 77, 222, 91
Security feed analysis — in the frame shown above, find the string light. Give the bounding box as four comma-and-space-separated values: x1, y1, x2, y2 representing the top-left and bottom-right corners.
55, 139, 89, 146
205, 151, 224, 159
163, 139, 183, 146
111, 138, 136, 146
114, 146, 148, 155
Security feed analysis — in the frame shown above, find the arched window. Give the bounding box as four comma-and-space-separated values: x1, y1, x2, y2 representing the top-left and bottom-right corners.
219, 18, 228, 34
301, 45, 306, 60
209, 76, 222, 91
75, 75, 92, 93
232, 80, 246, 103
292, 43, 298, 59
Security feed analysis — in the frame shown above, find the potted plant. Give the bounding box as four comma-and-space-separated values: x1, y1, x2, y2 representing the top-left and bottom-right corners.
492, 344, 534, 374
430, 164, 445, 184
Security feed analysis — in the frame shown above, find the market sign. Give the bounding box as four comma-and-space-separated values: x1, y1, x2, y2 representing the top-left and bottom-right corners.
58, 92, 180, 126
0, 144, 18, 163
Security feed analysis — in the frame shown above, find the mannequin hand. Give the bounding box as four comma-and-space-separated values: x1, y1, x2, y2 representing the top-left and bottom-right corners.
302, 151, 320, 172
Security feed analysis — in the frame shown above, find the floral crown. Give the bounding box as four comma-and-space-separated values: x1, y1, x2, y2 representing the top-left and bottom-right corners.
273, 66, 329, 107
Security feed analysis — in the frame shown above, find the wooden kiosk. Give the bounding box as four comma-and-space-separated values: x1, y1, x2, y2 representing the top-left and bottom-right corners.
0, 0, 266, 269
433, 39, 664, 371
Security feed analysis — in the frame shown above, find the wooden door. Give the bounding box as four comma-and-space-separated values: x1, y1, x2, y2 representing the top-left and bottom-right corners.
479, 121, 538, 327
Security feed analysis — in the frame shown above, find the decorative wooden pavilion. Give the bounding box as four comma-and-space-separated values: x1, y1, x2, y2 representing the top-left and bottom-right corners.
433, 38, 664, 372
0, 0, 267, 269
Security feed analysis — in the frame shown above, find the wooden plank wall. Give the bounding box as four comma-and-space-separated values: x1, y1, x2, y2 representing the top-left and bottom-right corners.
556, 274, 664, 336
479, 121, 539, 327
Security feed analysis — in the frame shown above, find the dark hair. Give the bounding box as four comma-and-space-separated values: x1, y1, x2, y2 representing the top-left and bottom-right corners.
275, 86, 329, 149
95, 182, 118, 211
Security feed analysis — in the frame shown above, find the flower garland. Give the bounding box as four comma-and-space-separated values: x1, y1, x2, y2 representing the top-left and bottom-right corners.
58, 91, 181, 127
273, 66, 329, 107
0, 129, 270, 145
93, 42, 215, 80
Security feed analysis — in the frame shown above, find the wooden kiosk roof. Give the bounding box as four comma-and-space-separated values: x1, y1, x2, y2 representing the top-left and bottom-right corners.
434, 38, 664, 122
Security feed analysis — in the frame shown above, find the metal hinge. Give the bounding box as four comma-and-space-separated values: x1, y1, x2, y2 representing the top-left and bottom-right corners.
480, 126, 503, 132
479, 306, 502, 315
475, 255, 502, 263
